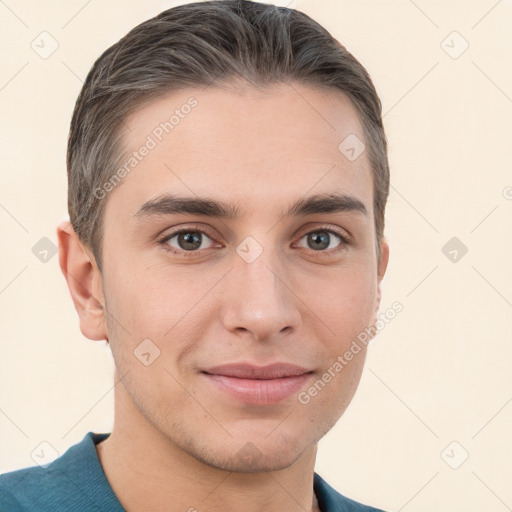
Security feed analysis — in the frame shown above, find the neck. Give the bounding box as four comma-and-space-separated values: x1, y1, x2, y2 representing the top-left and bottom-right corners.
96, 379, 321, 512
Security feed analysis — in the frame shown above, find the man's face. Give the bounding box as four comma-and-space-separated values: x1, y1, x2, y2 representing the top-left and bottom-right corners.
96, 82, 388, 472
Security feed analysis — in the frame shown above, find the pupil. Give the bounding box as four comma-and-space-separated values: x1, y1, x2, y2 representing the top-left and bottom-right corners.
179, 232, 201, 250
309, 232, 329, 251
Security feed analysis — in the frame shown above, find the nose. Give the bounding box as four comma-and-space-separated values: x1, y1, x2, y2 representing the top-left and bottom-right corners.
221, 244, 301, 342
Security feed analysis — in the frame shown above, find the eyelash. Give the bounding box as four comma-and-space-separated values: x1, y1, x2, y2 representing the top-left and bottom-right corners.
157, 224, 352, 259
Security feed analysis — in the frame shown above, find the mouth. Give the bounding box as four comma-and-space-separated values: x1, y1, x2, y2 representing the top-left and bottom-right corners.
200, 362, 314, 405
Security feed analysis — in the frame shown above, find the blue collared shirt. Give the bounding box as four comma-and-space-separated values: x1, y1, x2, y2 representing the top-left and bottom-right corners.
0, 432, 387, 511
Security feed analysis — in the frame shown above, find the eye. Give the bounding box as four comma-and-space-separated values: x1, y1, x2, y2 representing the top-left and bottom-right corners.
158, 228, 218, 256
295, 228, 350, 254
157, 224, 351, 258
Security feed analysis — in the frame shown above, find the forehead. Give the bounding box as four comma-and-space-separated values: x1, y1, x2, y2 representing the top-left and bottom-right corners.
104, 82, 373, 222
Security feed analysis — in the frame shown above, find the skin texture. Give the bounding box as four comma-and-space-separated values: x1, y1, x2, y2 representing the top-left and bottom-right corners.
57, 82, 389, 512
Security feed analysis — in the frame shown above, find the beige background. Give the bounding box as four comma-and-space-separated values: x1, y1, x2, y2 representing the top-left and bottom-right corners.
1, 0, 511, 510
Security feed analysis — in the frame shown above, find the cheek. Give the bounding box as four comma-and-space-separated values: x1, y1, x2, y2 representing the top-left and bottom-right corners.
304, 263, 377, 340
106, 260, 214, 326
103, 262, 223, 371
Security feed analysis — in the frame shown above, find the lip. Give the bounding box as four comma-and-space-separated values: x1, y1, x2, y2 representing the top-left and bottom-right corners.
201, 362, 313, 405
203, 362, 311, 379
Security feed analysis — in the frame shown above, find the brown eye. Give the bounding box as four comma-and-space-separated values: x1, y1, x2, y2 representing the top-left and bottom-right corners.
296, 228, 350, 254
159, 228, 217, 256
174, 231, 204, 251
306, 231, 332, 251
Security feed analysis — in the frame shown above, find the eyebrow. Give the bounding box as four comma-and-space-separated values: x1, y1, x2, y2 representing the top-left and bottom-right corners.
132, 192, 368, 221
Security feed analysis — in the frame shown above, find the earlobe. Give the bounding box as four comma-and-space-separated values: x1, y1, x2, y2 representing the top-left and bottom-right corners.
56, 220, 107, 341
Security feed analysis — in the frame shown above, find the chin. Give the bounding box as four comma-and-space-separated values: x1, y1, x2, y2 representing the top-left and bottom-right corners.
201, 447, 301, 474
195, 431, 310, 473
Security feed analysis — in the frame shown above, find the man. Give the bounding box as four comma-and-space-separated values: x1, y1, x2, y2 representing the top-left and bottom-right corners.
0, 1, 390, 510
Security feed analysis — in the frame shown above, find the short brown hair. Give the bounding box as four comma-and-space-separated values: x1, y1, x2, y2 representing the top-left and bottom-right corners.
67, 0, 389, 272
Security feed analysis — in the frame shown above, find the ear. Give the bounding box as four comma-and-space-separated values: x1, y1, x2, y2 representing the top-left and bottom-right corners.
374, 237, 389, 319
56, 220, 107, 341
